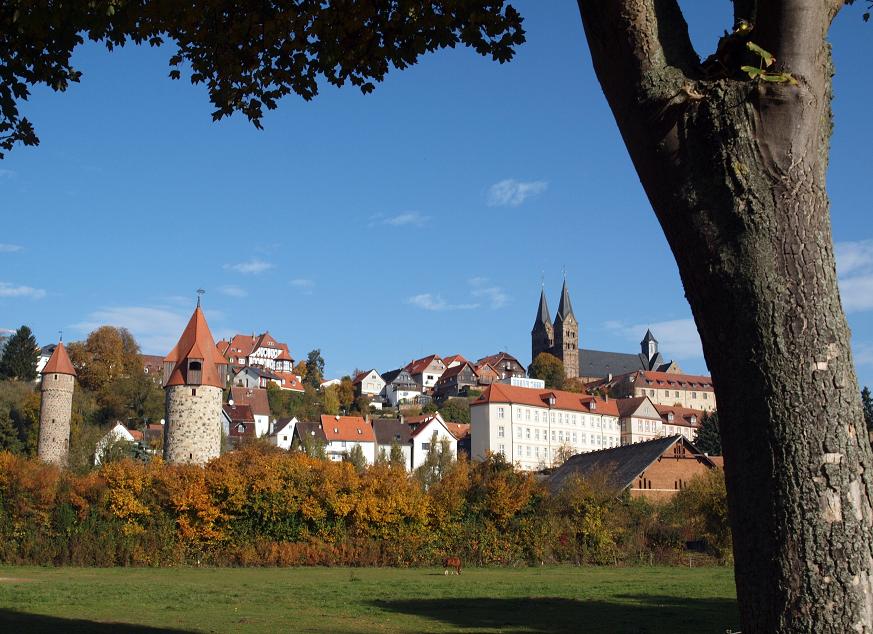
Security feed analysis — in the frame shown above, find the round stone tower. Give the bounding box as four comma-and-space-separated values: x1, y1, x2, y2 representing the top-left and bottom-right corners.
162, 304, 227, 465
38, 341, 77, 466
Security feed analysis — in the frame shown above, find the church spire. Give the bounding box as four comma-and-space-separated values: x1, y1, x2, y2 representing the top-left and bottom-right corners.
533, 287, 552, 329
555, 278, 575, 323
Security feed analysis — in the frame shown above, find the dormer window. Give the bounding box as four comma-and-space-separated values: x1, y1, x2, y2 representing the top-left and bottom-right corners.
187, 360, 203, 385
690, 415, 698, 424
590, 400, 597, 411
667, 412, 674, 422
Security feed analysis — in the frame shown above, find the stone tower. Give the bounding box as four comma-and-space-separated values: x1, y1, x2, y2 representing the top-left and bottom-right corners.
162, 304, 227, 465
38, 341, 76, 466
531, 287, 555, 365
552, 279, 579, 379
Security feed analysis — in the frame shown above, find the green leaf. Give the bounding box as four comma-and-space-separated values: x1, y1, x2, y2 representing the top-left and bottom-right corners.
741, 66, 764, 78
746, 42, 775, 67
761, 72, 798, 85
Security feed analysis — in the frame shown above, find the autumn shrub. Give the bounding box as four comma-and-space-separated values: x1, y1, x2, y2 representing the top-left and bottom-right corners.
0, 448, 731, 567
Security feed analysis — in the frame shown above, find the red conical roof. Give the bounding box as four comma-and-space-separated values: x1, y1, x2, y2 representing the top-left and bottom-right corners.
41, 341, 76, 376
163, 307, 227, 388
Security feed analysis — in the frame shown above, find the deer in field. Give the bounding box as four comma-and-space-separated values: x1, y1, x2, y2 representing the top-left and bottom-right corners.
443, 556, 462, 575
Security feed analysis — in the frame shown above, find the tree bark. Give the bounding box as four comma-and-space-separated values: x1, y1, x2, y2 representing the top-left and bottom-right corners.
577, 1, 873, 631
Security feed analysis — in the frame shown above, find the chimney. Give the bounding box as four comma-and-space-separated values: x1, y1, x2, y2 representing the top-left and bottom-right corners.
399, 414, 405, 425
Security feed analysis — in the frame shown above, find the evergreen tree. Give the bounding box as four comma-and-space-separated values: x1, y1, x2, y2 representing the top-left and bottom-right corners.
375, 446, 388, 465
414, 431, 455, 489
0, 409, 23, 454
862, 387, 873, 434
694, 411, 722, 456
345, 443, 367, 472
389, 442, 406, 470
0, 325, 38, 381
304, 349, 325, 389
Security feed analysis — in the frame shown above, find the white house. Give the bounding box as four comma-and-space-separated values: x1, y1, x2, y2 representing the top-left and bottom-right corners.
654, 404, 702, 442
94, 423, 140, 465
217, 332, 295, 373
404, 355, 446, 393
470, 383, 621, 471
270, 417, 298, 450
320, 414, 376, 464
407, 413, 458, 471
382, 368, 422, 407
616, 397, 665, 445
372, 418, 412, 470
229, 387, 272, 438
320, 378, 341, 389
353, 369, 386, 398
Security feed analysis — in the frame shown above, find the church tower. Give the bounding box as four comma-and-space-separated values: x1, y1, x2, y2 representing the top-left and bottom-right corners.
641, 329, 658, 365
553, 279, 579, 379
531, 286, 555, 366
162, 303, 227, 465
38, 341, 76, 466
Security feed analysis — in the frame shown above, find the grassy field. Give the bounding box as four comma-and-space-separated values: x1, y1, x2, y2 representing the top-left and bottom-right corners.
0, 565, 738, 633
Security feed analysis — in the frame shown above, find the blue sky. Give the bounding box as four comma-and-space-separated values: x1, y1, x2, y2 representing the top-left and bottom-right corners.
1, 1, 871, 387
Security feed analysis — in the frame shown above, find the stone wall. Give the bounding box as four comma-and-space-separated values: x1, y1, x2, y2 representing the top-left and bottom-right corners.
164, 385, 222, 465
38, 372, 74, 466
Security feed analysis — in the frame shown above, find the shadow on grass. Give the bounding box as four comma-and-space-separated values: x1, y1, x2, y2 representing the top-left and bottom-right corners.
370, 594, 739, 633
0, 609, 195, 633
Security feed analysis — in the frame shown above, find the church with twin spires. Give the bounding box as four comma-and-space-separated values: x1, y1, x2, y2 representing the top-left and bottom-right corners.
532, 279, 682, 383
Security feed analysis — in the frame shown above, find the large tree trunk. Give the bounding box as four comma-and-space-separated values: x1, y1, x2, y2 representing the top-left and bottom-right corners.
577, 1, 873, 631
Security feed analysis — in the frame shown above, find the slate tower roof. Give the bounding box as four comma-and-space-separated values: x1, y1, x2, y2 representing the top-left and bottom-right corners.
554, 279, 576, 324
532, 288, 552, 330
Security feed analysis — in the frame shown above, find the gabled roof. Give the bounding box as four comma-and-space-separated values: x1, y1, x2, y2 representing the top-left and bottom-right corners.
641, 329, 658, 345
372, 418, 412, 445
230, 386, 270, 418
272, 417, 297, 435
409, 413, 451, 438
445, 422, 470, 440
532, 288, 552, 330
554, 279, 575, 324
163, 307, 227, 388
443, 354, 469, 367
615, 396, 662, 421
320, 415, 376, 442
547, 435, 716, 493
142, 354, 164, 374
404, 355, 443, 375
437, 362, 478, 382
274, 372, 305, 392
655, 404, 705, 428
293, 421, 326, 444
353, 369, 382, 385
236, 365, 281, 380
382, 368, 416, 386
41, 341, 76, 376
223, 403, 255, 423
476, 352, 523, 369
471, 383, 619, 417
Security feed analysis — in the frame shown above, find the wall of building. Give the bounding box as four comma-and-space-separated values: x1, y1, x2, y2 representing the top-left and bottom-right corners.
630, 449, 714, 500
38, 372, 74, 466
164, 384, 222, 465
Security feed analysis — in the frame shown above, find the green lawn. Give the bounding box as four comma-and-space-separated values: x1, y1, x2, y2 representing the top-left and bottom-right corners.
0, 565, 738, 633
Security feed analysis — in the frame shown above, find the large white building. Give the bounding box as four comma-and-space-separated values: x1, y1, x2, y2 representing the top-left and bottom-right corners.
470, 383, 621, 471
320, 415, 376, 464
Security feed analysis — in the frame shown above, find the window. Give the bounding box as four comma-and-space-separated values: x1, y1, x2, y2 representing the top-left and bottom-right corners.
534, 411, 539, 422
703, 393, 708, 399
664, 390, 669, 397
526, 446, 531, 457
422, 442, 430, 450
526, 428, 531, 439
497, 407, 505, 419
342, 441, 347, 448
498, 426, 505, 438
691, 392, 697, 399
498, 444, 505, 455
54, 374, 58, 380
192, 388, 197, 396
650, 389, 655, 396
675, 391, 679, 397
516, 427, 522, 439
571, 432, 577, 443
551, 430, 556, 441
535, 446, 540, 457
282, 436, 288, 442
534, 429, 540, 441
526, 409, 531, 421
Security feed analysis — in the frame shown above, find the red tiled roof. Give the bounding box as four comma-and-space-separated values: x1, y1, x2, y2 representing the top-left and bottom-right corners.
163, 307, 227, 388
443, 354, 468, 366
655, 403, 705, 428
615, 396, 661, 420
320, 415, 376, 442
128, 429, 144, 441
471, 383, 619, 417
274, 372, 305, 392
352, 369, 378, 385
476, 352, 521, 369
230, 386, 270, 418
437, 362, 477, 382
223, 403, 255, 423
276, 350, 293, 362
637, 370, 714, 391
142, 354, 164, 373
41, 341, 76, 376
445, 422, 470, 440
404, 355, 443, 375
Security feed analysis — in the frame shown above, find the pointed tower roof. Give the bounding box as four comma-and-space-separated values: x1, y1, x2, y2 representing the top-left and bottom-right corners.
532, 288, 552, 330
163, 306, 227, 388
641, 329, 658, 345
555, 279, 575, 323
41, 341, 76, 376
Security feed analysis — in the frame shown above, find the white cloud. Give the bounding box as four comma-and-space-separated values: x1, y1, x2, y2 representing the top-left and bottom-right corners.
836, 240, 873, 313
407, 294, 478, 311
469, 277, 509, 309
369, 212, 430, 228
0, 243, 23, 253
290, 278, 315, 289
486, 179, 548, 207
0, 282, 46, 299
219, 285, 248, 298
223, 258, 273, 274
72, 306, 191, 354
605, 318, 704, 360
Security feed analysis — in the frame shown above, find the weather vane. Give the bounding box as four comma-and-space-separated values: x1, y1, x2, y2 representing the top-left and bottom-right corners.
58, 329, 63, 342
196, 288, 205, 307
